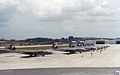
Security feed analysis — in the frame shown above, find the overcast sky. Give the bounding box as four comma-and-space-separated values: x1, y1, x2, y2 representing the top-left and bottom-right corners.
0, 0, 120, 39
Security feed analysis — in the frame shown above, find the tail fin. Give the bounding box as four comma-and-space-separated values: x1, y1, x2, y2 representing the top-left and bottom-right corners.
69, 43, 75, 47
5, 44, 16, 51
52, 43, 58, 49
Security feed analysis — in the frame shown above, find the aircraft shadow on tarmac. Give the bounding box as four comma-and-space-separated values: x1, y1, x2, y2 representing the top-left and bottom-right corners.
20, 56, 35, 58
20, 55, 46, 58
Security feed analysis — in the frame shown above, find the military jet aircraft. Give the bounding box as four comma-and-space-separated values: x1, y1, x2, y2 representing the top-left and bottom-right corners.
52, 42, 110, 54
52, 43, 96, 54
5, 44, 53, 57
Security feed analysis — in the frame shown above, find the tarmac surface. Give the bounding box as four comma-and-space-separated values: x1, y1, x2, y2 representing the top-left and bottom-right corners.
0, 45, 120, 71
0, 68, 120, 75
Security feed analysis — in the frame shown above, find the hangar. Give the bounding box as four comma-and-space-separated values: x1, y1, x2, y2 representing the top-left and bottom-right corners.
84, 39, 111, 45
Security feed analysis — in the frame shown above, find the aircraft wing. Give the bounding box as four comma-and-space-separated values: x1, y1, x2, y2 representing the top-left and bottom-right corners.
56, 47, 90, 54
7, 49, 53, 57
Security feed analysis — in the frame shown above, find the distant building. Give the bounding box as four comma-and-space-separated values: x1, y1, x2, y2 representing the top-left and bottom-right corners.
111, 39, 120, 44
85, 39, 112, 45
0, 41, 5, 46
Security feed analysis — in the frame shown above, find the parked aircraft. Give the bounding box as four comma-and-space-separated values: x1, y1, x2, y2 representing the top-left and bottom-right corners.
5, 44, 53, 57
52, 42, 110, 54
52, 43, 96, 54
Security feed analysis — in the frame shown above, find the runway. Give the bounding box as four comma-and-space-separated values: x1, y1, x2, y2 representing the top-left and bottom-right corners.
0, 67, 120, 75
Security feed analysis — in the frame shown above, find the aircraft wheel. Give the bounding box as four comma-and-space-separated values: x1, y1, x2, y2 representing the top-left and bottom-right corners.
42, 55, 45, 57
79, 52, 82, 54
